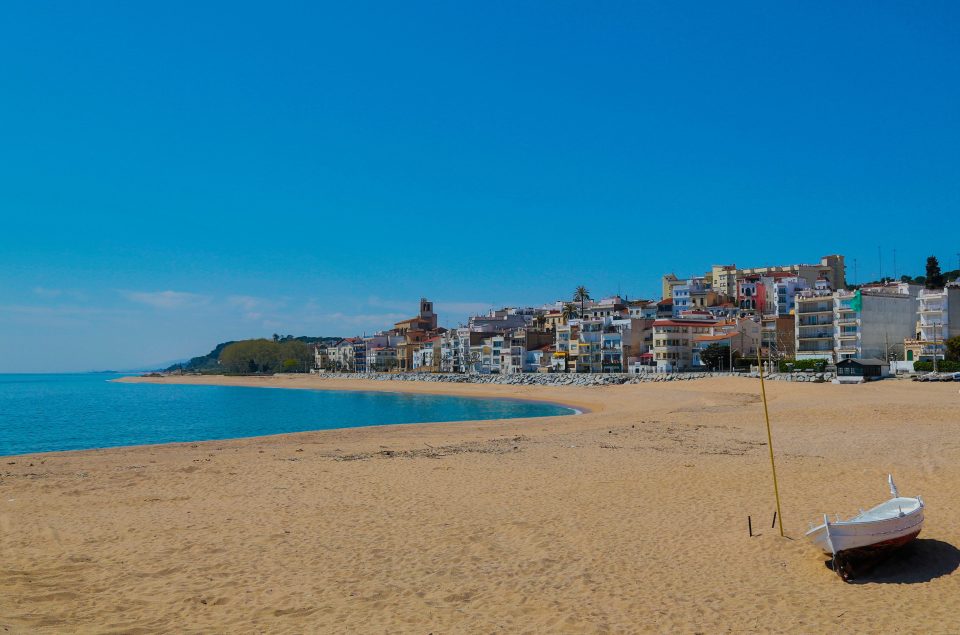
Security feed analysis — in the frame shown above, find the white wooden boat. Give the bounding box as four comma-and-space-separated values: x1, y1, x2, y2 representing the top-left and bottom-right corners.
806, 475, 924, 580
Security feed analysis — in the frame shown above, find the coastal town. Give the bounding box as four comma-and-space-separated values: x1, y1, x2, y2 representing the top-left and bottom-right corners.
311, 254, 960, 379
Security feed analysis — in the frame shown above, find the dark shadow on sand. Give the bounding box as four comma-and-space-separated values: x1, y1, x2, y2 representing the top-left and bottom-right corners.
823, 539, 960, 584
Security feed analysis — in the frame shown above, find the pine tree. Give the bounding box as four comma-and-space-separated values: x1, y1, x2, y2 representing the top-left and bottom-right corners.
926, 256, 945, 289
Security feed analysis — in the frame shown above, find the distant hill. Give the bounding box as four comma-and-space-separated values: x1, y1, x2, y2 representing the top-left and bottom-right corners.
165, 336, 342, 373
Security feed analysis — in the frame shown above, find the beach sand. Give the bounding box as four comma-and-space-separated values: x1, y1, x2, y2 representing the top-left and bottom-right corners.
2, 375, 959, 633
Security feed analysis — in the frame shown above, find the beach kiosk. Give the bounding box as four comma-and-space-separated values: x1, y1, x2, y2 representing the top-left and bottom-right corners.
834, 358, 889, 384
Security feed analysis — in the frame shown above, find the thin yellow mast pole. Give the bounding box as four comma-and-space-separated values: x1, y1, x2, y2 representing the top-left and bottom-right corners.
757, 349, 784, 537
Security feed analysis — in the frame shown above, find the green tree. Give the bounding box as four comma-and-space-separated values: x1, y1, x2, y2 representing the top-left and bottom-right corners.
219, 338, 313, 374
926, 256, 945, 289
220, 339, 279, 373
561, 303, 577, 324
573, 286, 591, 316
277, 340, 312, 372
699, 343, 737, 371
946, 336, 960, 363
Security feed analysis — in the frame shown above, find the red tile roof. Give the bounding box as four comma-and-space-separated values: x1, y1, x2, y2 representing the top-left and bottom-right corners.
653, 319, 717, 327
694, 333, 736, 342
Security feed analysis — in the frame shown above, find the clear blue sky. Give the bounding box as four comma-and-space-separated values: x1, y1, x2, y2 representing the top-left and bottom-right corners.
2, 1, 958, 372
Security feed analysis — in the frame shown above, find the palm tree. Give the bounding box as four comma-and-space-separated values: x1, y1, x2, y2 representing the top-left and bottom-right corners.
573, 286, 591, 317
561, 303, 576, 324
535, 313, 547, 330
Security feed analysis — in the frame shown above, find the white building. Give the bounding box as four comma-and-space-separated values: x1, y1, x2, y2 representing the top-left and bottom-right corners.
833, 284, 919, 362
440, 328, 472, 372
365, 347, 397, 372
905, 284, 960, 362
412, 337, 440, 371
772, 276, 808, 316
796, 283, 921, 363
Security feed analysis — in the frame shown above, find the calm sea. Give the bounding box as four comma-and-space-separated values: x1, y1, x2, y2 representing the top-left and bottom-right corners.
0, 373, 573, 456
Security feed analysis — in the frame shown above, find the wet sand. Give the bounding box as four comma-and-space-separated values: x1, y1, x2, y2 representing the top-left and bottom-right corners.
2, 375, 959, 633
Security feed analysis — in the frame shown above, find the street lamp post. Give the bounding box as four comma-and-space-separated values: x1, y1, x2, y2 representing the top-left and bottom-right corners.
933, 322, 939, 374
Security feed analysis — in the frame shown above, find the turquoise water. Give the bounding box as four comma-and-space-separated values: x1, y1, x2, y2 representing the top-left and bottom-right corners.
0, 374, 573, 456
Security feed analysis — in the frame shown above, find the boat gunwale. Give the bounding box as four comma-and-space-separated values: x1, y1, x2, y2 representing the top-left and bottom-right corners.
804, 499, 923, 536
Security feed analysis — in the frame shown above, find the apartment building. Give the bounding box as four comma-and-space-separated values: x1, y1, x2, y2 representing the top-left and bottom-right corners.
832, 284, 919, 361
772, 276, 809, 316
575, 317, 649, 373
794, 289, 836, 361
904, 284, 960, 362
440, 328, 470, 373
552, 322, 579, 372
652, 317, 719, 372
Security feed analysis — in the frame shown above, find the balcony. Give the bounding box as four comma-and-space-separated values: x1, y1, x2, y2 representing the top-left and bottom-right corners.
797, 344, 833, 353
798, 319, 833, 327
798, 333, 833, 340
797, 306, 833, 315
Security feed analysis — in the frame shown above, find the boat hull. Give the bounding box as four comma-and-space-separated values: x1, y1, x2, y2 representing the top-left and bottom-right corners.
835, 528, 921, 560
807, 505, 924, 555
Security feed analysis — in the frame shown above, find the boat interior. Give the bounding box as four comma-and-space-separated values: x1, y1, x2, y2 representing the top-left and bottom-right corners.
847, 497, 922, 523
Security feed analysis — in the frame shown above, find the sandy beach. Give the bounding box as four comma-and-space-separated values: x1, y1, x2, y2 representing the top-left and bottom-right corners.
2, 375, 960, 633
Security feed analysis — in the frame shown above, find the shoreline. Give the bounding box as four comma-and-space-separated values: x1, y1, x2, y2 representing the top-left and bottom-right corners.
4, 376, 960, 631
115, 373, 603, 411
116, 373, 594, 415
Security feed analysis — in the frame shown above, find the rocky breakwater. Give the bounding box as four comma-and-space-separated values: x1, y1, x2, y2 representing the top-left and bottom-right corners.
307, 371, 833, 386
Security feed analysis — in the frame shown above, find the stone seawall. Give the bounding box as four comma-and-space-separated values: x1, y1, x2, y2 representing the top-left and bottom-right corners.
308, 371, 833, 386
